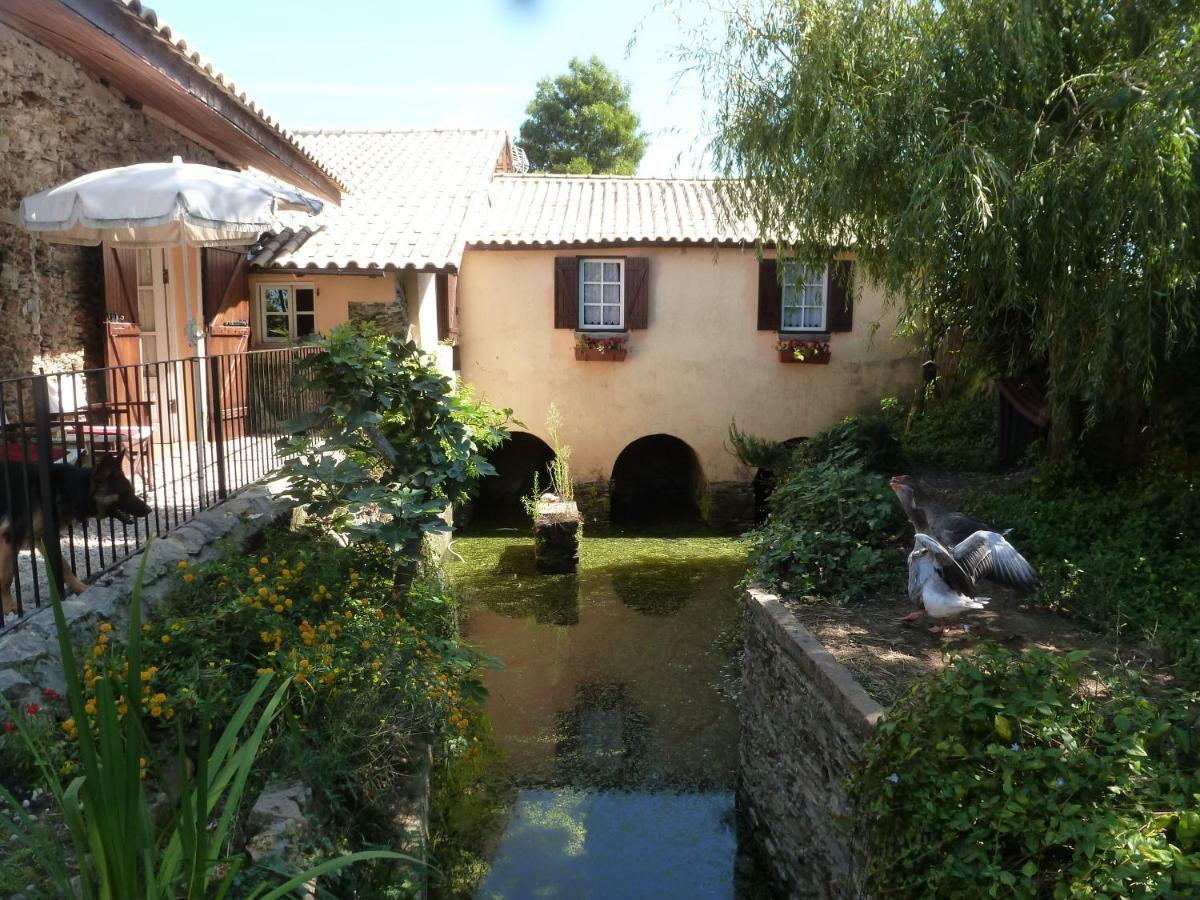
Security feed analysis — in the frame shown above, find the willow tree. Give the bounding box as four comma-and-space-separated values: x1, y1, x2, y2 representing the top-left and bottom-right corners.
692, 0, 1200, 453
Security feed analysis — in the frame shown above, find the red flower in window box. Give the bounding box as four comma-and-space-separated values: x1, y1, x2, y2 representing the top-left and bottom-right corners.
575, 335, 628, 361
776, 338, 831, 364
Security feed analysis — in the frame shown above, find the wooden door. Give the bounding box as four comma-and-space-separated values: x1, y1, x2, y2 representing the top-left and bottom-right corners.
102, 245, 144, 413
201, 248, 251, 440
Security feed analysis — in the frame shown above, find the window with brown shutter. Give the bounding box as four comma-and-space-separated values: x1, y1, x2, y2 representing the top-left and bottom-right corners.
826, 260, 854, 333
436, 272, 459, 342
624, 257, 649, 329
757, 259, 781, 331
554, 257, 579, 329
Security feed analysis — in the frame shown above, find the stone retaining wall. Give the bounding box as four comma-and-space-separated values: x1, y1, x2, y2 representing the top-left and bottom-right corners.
0, 479, 292, 708
738, 586, 884, 897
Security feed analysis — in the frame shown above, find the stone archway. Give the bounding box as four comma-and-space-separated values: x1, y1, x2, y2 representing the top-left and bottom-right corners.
610, 434, 704, 524
475, 431, 556, 521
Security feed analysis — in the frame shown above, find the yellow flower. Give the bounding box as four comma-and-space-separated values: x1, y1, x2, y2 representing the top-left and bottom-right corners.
165, 708, 176, 720
99, 622, 113, 634
256, 667, 273, 676
141, 667, 158, 681
259, 556, 270, 565
273, 604, 284, 613
160, 635, 171, 644
294, 673, 308, 684
117, 701, 128, 715
62, 718, 75, 732
98, 634, 109, 645
248, 566, 259, 576
176, 561, 189, 570
59, 761, 74, 775
258, 587, 269, 597
152, 693, 167, 704
85, 699, 97, 715
92, 646, 104, 658
183, 574, 195, 583
284, 598, 293, 608
150, 706, 162, 718
361, 640, 372, 650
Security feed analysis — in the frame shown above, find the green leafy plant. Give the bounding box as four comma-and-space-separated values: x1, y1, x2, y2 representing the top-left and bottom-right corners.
544, 403, 574, 502
856, 647, 1200, 897
277, 324, 511, 592
903, 390, 997, 472
0, 545, 404, 898
747, 457, 903, 601
791, 411, 906, 474
726, 419, 790, 471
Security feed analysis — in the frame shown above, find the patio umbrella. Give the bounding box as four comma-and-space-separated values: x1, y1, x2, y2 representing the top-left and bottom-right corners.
19, 156, 323, 344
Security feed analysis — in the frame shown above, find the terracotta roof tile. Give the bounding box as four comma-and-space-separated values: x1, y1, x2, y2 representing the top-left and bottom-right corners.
469, 174, 759, 247
252, 129, 508, 271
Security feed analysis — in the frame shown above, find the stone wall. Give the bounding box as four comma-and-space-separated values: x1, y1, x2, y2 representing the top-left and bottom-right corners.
0, 479, 292, 708
738, 587, 884, 898
0, 21, 220, 382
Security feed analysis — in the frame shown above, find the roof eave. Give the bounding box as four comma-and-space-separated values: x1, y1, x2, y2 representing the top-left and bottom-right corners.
0, 0, 344, 203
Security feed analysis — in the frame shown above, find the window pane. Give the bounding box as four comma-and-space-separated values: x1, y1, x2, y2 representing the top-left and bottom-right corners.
782, 306, 803, 329
602, 283, 620, 303
136, 249, 153, 286
583, 305, 601, 326
782, 283, 798, 307
296, 313, 315, 337
583, 283, 601, 303
583, 261, 602, 281
266, 314, 290, 339
602, 305, 621, 326
264, 287, 290, 314
137, 287, 156, 331
295, 288, 315, 312
802, 307, 822, 329
602, 261, 620, 281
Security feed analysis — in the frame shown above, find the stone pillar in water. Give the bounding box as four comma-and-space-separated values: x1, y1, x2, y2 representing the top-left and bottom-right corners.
534, 499, 581, 574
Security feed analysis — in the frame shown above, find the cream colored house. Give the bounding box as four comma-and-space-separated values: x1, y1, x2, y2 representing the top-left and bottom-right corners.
248, 135, 918, 527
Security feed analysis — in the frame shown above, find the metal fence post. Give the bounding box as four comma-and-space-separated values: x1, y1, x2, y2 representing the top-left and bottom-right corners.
189, 358, 209, 505
209, 355, 228, 500
31, 375, 65, 601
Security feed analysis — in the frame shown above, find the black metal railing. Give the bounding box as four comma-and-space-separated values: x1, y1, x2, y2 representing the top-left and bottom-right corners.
0, 347, 320, 630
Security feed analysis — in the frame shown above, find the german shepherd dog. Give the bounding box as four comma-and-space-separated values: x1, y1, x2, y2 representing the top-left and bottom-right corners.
0, 451, 151, 614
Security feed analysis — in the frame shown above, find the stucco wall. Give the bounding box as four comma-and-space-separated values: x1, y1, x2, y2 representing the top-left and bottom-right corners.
0, 21, 220, 381
456, 246, 918, 483
739, 586, 883, 897
246, 271, 403, 347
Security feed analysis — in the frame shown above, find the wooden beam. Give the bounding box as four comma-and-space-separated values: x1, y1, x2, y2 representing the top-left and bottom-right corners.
0, 0, 342, 203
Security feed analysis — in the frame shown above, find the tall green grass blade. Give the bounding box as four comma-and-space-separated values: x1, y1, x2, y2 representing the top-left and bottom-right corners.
252, 850, 415, 900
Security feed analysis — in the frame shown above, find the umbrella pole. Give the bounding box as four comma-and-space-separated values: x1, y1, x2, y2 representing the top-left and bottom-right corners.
179, 234, 209, 501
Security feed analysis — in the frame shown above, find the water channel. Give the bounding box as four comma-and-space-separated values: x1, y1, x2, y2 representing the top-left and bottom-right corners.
443, 521, 768, 899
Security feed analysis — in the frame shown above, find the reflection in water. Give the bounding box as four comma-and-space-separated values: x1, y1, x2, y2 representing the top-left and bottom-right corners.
478, 790, 737, 900
448, 525, 765, 897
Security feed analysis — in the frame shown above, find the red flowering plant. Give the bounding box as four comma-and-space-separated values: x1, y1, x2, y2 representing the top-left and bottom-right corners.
777, 337, 831, 361
575, 335, 627, 354
0, 685, 70, 784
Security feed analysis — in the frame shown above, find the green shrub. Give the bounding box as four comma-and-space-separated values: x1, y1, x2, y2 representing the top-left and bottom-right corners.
856, 647, 1200, 898
902, 390, 997, 471
791, 412, 907, 474
746, 459, 904, 601
964, 469, 1200, 683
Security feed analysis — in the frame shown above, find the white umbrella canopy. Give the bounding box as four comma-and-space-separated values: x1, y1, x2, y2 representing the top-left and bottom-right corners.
20, 156, 323, 346
19, 156, 323, 247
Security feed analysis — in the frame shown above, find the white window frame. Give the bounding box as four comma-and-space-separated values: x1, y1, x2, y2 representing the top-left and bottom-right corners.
780, 264, 828, 333
578, 258, 625, 331
257, 282, 317, 343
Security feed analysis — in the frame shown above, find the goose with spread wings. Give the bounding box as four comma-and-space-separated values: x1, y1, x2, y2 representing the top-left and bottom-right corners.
903, 533, 990, 631
890, 474, 1039, 593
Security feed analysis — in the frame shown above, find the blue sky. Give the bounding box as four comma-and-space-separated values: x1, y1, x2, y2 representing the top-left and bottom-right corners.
160, 0, 716, 176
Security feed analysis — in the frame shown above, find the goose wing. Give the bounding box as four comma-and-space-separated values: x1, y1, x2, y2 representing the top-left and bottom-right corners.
953, 530, 1039, 592
913, 534, 977, 598
935, 511, 995, 547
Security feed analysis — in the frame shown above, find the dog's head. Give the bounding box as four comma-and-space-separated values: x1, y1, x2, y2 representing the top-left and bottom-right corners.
82, 451, 151, 524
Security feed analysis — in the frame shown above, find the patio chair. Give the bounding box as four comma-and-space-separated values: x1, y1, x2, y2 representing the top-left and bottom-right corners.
47, 372, 154, 487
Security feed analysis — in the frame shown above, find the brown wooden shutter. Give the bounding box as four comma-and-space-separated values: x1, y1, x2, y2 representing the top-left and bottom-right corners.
435, 272, 460, 342
103, 244, 140, 324
826, 260, 854, 333
757, 259, 781, 331
624, 257, 649, 329
200, 247, 249, 329
200, 247, 251, 440
554, 257, 579, 329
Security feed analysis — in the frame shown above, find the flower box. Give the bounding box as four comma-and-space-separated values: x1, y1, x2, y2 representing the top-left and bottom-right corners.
575, 335, 628, 361
777, 338, 831, 365
575, 348, 627, 361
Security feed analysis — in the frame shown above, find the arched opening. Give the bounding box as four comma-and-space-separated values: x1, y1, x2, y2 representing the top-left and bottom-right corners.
474, 432, 556, 522
753, 437, 806, 523
610, 434, 703, 524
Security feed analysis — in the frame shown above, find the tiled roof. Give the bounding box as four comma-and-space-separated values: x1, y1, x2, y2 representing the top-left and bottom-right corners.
112, 1, 344, 194
469, 174, 759, 247
252, 129, 509, 271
